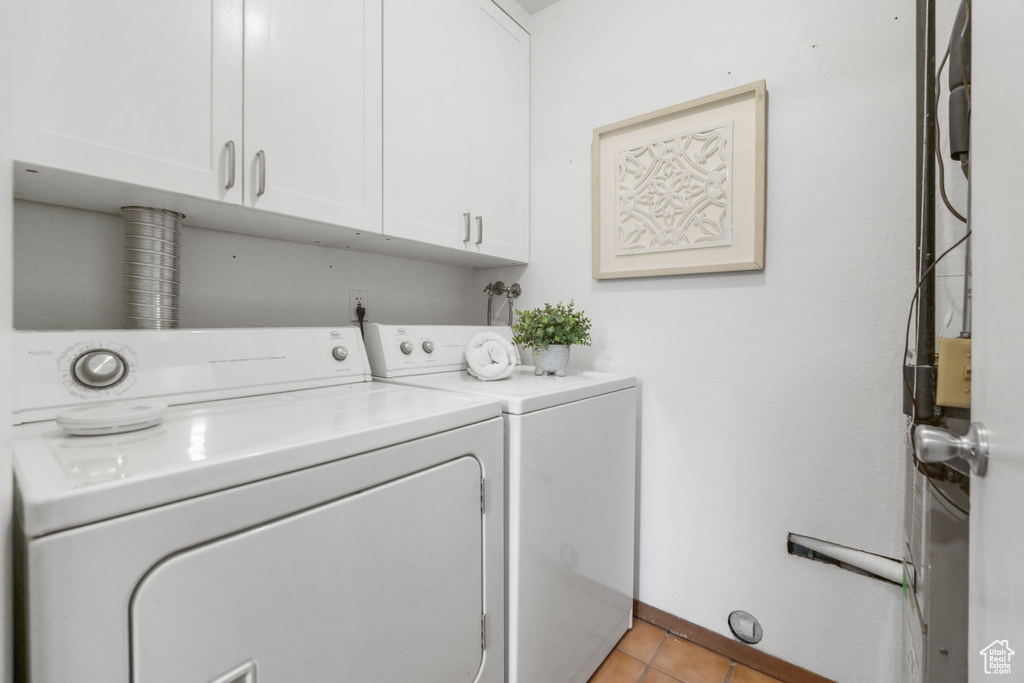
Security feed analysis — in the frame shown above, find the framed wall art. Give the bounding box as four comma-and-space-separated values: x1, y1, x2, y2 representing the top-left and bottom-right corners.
592, 80, 766, 279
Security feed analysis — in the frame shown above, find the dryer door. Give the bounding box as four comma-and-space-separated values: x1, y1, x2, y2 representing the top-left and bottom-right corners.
131, 456, 484, 683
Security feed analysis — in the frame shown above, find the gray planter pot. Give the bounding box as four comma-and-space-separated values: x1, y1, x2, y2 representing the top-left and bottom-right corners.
532, 344, 570, 376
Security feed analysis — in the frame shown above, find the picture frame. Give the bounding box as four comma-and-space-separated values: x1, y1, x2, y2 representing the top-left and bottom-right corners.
592, 80, 767, 279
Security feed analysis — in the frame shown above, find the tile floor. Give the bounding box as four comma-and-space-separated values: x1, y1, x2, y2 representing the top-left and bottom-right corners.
588, 619, 784, 683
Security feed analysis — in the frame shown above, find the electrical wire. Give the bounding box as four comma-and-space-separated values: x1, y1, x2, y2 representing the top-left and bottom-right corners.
934, 47, 967, 223
904, 9, 973, 516
902, 230, 973, 516
902, 231, 971, 412
905, 43, 971, 419
931, 0, 974, 518
929, 473, 969, 517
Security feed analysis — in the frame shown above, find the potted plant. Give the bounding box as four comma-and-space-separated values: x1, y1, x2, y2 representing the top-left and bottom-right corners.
512, 300, 592, 376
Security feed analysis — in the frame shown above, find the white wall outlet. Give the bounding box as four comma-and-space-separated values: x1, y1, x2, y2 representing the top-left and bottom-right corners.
349, 290, 368, 322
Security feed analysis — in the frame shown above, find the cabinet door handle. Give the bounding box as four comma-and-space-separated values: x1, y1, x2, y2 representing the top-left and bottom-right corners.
256, 150, 266, 197
463, 213, 471, 243
475, 215, 483, 245
224, 140, 236, 190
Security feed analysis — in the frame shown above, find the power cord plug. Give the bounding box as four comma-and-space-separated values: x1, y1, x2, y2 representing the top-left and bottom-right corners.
356, 303, 366, 336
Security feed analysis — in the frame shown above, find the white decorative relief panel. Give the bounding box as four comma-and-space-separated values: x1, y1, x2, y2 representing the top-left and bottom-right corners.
615, 121, 733, 254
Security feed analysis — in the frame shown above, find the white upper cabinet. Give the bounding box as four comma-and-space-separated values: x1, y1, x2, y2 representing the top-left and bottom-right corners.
464, 0, 530, 262
384, 0, 530, 263
11, 0, 245, 205
383, 0, 468, 248
244, 0, 383, 231
12, 0, 525, 262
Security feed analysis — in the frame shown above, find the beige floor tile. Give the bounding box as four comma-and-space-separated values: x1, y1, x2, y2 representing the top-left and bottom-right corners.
589, 649, 648, 683
730, 664, 784, 683
617, 621, 667, 663
642, 669, 683, 683
651, 636, 731, 683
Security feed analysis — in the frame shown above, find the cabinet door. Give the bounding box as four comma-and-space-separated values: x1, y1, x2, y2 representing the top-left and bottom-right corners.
464, 0, 530, 262
383, 0, 470, 248
245, 0, 383, 232
10, 0, 244, 204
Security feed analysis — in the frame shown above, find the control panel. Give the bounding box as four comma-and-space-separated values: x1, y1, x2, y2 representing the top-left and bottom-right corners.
363, 324, 516, 378
13, 327, 371, 424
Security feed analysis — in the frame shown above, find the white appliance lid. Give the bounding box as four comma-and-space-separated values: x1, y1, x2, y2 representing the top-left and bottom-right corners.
14, 382, 501, 537
382, 365, 636, 415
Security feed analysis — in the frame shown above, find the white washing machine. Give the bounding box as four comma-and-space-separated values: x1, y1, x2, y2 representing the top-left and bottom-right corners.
12, 327, 505, 683
364, 324, 637, 683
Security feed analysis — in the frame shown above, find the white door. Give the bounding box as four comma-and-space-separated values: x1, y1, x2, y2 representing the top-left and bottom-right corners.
968, 4, 1024, 681
383, 0, 470, 248
464, 0, 530, 262
132, 457, 484, 682
9, 0, 244, 204
244, 0, 383, 232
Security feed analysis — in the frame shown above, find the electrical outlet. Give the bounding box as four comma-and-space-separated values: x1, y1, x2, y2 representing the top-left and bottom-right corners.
349, 290, 368, 322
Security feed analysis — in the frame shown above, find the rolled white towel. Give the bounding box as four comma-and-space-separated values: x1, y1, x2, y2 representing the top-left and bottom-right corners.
465, 332, 519, 381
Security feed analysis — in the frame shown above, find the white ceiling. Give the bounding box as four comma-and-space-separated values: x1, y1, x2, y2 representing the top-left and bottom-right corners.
516, 0, 562, 14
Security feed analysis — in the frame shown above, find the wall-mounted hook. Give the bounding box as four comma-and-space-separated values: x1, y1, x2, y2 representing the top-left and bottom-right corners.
505, 283, 522, 326
484, 281, 506, 325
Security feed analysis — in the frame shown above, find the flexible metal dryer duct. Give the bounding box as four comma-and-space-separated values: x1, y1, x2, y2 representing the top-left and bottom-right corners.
121, 206, 183, 329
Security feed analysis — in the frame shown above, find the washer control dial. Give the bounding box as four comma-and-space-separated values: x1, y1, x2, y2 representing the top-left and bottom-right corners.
332, 346, 348, 361
400, 341, 414, 355
73, 350, 127, 388
422, 340, 435, 354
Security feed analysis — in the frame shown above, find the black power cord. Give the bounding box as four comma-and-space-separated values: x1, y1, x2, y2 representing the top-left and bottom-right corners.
356, 303, 366, 337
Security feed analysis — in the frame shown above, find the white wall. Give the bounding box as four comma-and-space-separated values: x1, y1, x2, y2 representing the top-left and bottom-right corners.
1, 0, 15, 680
13, 201, 479, 330
479, 1, 927, 680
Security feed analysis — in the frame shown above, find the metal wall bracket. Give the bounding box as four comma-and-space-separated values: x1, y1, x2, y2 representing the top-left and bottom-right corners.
483, 281, 522, 326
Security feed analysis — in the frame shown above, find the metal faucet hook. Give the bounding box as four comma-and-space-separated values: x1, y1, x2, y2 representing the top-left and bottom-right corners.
483, 282, 521, 326
484, 282, 506, 325
505, 283, 521, 326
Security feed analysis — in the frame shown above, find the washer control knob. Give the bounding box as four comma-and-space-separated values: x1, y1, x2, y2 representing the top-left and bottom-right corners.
422, 340, 435, 354
73, 350, 126, 388
331, 346, 348, 361
400, 341, 414, 355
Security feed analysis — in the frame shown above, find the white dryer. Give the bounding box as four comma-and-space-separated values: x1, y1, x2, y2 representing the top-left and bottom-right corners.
12, 327, 504, 683
365, 324, 637, 683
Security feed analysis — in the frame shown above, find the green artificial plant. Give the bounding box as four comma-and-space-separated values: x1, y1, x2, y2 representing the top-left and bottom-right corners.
512, 300, 593, 349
